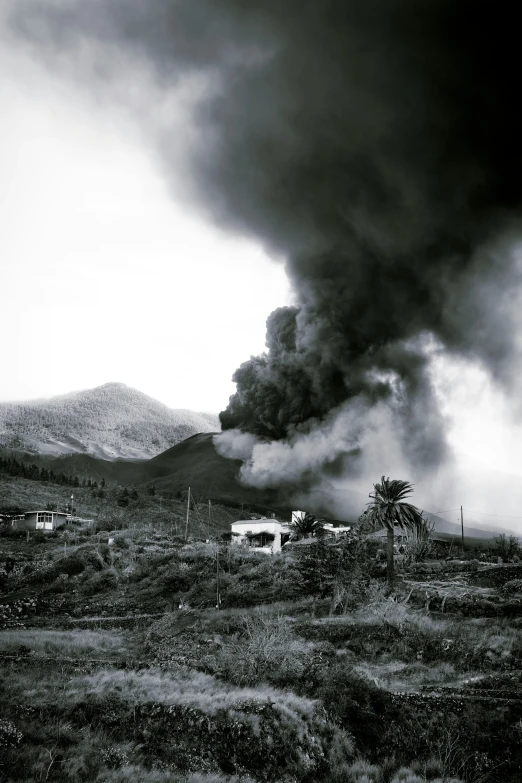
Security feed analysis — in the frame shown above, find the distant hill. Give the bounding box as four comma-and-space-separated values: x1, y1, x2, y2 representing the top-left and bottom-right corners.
0, 383, 220, 461
423, 512, 503, 543
132, 432, 296, 512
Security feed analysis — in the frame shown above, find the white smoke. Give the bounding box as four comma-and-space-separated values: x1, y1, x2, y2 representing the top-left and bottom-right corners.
216, 396, 412, 490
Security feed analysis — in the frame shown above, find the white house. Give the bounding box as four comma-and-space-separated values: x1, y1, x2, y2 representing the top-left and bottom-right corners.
231, 518, 292, 554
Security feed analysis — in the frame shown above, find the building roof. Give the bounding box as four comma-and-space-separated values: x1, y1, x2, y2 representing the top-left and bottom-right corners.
232, 519, 290, 528
24, 510, 68, 516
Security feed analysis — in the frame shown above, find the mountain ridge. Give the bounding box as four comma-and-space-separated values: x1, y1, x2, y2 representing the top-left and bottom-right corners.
0, 383, 220, 461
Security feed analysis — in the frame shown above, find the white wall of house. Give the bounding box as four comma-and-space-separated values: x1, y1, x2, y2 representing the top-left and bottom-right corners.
231, 519, 292, 554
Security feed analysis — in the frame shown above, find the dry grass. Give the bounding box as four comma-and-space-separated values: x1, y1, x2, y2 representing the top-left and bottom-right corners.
94, 772, 256, 783
0, 628, 127, 657
352, 660, 461, 692
62, 666, 321, 720
307, 591, 522, 655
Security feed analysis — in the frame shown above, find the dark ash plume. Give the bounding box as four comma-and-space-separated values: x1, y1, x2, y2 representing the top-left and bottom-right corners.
9, 1, 522, 478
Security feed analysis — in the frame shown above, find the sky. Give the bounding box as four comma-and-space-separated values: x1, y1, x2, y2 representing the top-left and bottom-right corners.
0, 19, 291, 412
2, 0, 522, 527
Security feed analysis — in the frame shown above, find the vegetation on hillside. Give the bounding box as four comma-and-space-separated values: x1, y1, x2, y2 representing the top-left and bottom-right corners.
0, 471, 521, 781
0, 383, 220, 460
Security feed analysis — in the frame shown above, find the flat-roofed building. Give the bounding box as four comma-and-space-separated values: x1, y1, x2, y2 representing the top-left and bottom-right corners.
11, 510, 68, 532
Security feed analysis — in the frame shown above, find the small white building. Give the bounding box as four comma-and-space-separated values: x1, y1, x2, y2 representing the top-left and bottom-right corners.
323, 522, 352, 537
231, 518, 292, 554
11, 510, 68, 532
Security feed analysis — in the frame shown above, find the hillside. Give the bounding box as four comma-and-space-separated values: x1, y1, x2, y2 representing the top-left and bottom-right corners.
131, 433, 368, 521
0, 383, 220, 460
3, 431, 512, 536
423, 511, 504, 543
134, 432, 292, 512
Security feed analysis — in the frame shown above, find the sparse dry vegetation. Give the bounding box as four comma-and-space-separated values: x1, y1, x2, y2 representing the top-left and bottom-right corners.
1, 473, 521, 782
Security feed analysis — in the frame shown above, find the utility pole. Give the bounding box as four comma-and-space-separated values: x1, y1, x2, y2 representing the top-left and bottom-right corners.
208, 500, 211, 540
185, 487, 191, 541
461, 506, 465, 554
216, 546, 220, 609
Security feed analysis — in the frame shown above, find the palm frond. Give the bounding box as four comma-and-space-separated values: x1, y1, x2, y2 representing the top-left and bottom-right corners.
366, 476, 423, 533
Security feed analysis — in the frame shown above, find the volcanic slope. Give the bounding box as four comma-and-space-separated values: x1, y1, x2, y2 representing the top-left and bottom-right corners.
0, 383, 220, 460
133, 435, 519, 534
132, 433, 367, 520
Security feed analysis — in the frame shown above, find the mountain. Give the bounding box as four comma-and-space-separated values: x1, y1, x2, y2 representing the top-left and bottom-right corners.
423, 512, 504, 543
0, 383, 220, 461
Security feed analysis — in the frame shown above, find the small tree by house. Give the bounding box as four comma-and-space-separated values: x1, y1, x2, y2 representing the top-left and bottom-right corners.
366, 476, 424, 585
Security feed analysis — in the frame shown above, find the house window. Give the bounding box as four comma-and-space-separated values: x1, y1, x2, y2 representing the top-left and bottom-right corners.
37, 512, 54, 530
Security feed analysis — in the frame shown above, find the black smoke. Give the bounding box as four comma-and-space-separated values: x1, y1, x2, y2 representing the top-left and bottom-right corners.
9, 1, 522, 471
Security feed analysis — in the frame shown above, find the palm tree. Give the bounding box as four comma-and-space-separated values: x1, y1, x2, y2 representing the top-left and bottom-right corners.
366, 477, 424, 585
290, 512, 325, 540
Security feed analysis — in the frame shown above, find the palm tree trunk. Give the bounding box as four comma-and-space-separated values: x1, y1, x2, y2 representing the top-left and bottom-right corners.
387, 526, 395, 585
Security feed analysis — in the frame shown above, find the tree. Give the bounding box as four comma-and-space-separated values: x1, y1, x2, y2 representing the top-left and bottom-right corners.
365, 476, 424, 585
290, 512, 325, 540
295, 537, 337, 597
494, 533, 521, 561
117, 488, 130, 507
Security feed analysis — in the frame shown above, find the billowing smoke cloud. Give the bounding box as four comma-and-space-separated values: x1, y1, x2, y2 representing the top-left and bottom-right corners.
9, 1, 522, 497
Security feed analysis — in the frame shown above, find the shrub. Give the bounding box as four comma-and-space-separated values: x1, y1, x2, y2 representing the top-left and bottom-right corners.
501, 579, 522, 595
101, 745, 130, 769
213, 613, 312, 686
315, 664, 389, 752
60, 554, 88, 576
0, 718, 23, 748
81, 569, 118, 596
339, 759, 381, 782
390, 770, 425, 783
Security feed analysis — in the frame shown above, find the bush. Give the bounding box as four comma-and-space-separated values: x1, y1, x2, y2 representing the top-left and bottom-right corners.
501, 579, 522, 595
101, 746, 130, 769
60, 554, 88, 576
212, 613, 313, 686
81, 569, 118, 596
0, 718, 23, 748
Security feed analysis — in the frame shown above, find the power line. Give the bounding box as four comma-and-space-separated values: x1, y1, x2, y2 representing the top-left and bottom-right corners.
463, 509, 522, 520
432, 506, 522, 521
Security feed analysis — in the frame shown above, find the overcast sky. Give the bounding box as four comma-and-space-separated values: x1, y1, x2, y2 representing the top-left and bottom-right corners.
0, 20, 291, 413
2, 3, 522, 500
